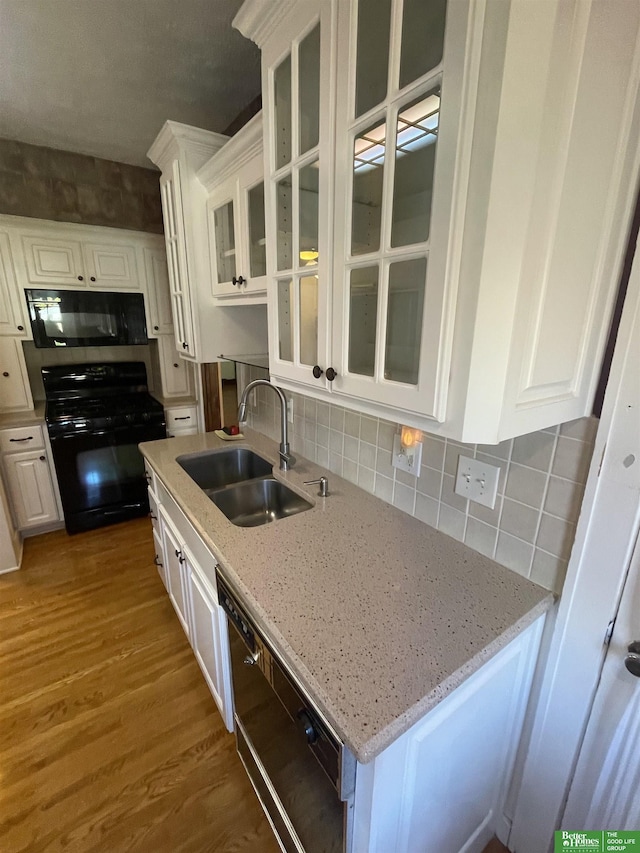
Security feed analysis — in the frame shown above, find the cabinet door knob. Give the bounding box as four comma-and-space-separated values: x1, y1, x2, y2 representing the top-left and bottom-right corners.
39, 455, 45, 461
90, 276, 96, 282
17, 325, 24, 331
312, 365, 324, 379
182, 341, 188, 349
77, 275, 84, 281
326, 367, 337, 382
232, 275, 246, 286
173, 363, 179, 368
154, 325, 159, 331
2, 372, 8, 377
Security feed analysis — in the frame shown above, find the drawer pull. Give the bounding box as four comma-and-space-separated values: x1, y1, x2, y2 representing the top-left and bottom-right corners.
2, 372, 9, 378
39, 455, 46, 461
149, 512, 157, 521
174, 416, 191, 421
154, 555, 163, 568
10, 436, 34, 442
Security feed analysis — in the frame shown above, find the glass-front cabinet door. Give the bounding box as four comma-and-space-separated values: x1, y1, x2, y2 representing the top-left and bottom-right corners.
263, 2, 334, 387
208, 151, 267, 299
332, 0, 454, 421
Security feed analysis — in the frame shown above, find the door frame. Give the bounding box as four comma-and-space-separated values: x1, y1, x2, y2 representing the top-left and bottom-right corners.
508, 200, 640, 848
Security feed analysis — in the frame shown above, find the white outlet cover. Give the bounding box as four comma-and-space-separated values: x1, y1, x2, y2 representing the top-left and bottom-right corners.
454, 454, 500, 509
392, 435, 423, 475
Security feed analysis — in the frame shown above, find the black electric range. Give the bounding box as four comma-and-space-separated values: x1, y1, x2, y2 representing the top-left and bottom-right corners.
43, 362, 166, 534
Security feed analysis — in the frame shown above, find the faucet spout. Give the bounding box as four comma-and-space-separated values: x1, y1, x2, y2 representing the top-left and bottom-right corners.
237, 380, 296, 471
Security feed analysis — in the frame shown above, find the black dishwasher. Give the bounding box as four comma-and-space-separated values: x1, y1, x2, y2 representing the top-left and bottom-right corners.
217, 570, 356, 853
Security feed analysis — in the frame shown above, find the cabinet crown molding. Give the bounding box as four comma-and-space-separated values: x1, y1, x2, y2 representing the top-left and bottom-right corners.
233, 0, 299, 46
147, 120, 229, 174
0, 213, 164, 246
197, 112, 263, 193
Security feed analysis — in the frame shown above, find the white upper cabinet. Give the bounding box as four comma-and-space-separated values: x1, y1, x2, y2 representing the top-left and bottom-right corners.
19, 227, 141, 289
198, 113, 268, 302
236, 0, 640, 443
148, 121, 270, 363
0, 232, 27, 337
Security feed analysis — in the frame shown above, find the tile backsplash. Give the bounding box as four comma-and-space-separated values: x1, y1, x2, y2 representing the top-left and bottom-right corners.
238, 365, 597, 594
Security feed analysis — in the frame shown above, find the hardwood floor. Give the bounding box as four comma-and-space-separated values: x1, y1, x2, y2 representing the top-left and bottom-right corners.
0, 518, 279, 853
0, 517, 511, 853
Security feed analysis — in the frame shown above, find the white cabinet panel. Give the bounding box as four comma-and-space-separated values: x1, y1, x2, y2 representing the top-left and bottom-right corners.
21, 234, 84, 285
159, 505, 190, 637
83, 242, 139, 289
0, 232, 27, 337
200, 116, 267, 302
157, 336, 192, 398
3, 449, 58, 529
143, 246, 173, 336
186, 550, 234, 731
0, 339, 34, 413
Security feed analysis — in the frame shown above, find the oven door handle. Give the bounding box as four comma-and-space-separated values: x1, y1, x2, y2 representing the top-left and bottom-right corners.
49, 429, 111, 441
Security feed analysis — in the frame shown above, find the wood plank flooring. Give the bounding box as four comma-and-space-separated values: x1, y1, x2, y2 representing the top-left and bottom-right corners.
0, 518, 279, 853
0, 517, 511, 853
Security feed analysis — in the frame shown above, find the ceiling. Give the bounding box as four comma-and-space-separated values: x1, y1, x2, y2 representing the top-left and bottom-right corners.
0, 0, 261, 168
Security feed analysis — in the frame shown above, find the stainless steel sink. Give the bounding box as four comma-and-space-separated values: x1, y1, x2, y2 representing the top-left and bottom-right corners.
208, 478, 312, 527
177, 448, 273, 490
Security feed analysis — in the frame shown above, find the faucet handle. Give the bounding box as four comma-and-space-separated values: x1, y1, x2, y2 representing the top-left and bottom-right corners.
304, 476, 329, 497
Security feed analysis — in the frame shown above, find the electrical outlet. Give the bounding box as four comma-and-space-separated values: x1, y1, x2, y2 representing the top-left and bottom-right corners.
392, 434, 423, 475
286, 397, 294, 424
454, 455, 500, 508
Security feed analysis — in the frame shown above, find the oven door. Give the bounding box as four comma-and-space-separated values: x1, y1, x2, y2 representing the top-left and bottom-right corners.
227, 622, 349, 853
49, 422, 165, 532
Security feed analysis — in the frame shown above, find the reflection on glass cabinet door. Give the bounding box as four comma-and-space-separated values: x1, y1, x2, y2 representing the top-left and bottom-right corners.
277, 279, 293, 362
384, 257, 426, 385
275, 55, 292, 169
354, 0, 392, 119
214, 201, 237, 283
299, 25, 320, 154
299, 162, 319, 260
248, 182, 267, 278
299, 276, 318, 366
391, 90, 440, 247
352, 122, 386, 255
399, 0, 447, 90
348, 266, 378, 377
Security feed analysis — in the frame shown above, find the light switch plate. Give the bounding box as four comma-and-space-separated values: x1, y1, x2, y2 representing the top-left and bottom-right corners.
392, 434, 423, 475
454, 454, 500, 508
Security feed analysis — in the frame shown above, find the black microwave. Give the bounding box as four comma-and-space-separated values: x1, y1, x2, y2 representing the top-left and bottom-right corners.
25, 289, 148, 348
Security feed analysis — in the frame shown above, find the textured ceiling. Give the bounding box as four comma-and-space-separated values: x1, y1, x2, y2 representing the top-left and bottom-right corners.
0, 0, 261, 167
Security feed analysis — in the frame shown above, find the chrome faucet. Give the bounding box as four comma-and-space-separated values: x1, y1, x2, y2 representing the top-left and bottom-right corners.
237, 380, 296, 471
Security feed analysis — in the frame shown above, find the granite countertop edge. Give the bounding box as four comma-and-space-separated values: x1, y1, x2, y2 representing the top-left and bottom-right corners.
141, 429, 555, 764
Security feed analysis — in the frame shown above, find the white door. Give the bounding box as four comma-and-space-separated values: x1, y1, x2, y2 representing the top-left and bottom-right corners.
562, 526, 640, 830
159, 506, 190, 637
143, 246, 173, 336
157, 335, 192, 398
0, 232, 27, 336
0, 338, 34, 412
561, 255, 640, 830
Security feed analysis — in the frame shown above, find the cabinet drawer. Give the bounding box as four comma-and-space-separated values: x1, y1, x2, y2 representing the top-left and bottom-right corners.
0, 425, 44, 453
165, 406, 197, 430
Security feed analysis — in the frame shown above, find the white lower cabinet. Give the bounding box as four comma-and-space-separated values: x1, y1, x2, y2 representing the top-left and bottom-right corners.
159, 504, 191, 638
3, 448, 59, 530
351, 616, 544, 853
150, 469, 233, 732
185, 548, 234, 731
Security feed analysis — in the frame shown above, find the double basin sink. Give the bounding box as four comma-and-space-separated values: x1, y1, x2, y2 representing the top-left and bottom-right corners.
176, 447, 312, 528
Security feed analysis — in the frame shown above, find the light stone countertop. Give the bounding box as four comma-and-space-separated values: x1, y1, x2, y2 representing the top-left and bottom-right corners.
141, 428, 554, 764
0, 403, 46, 429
